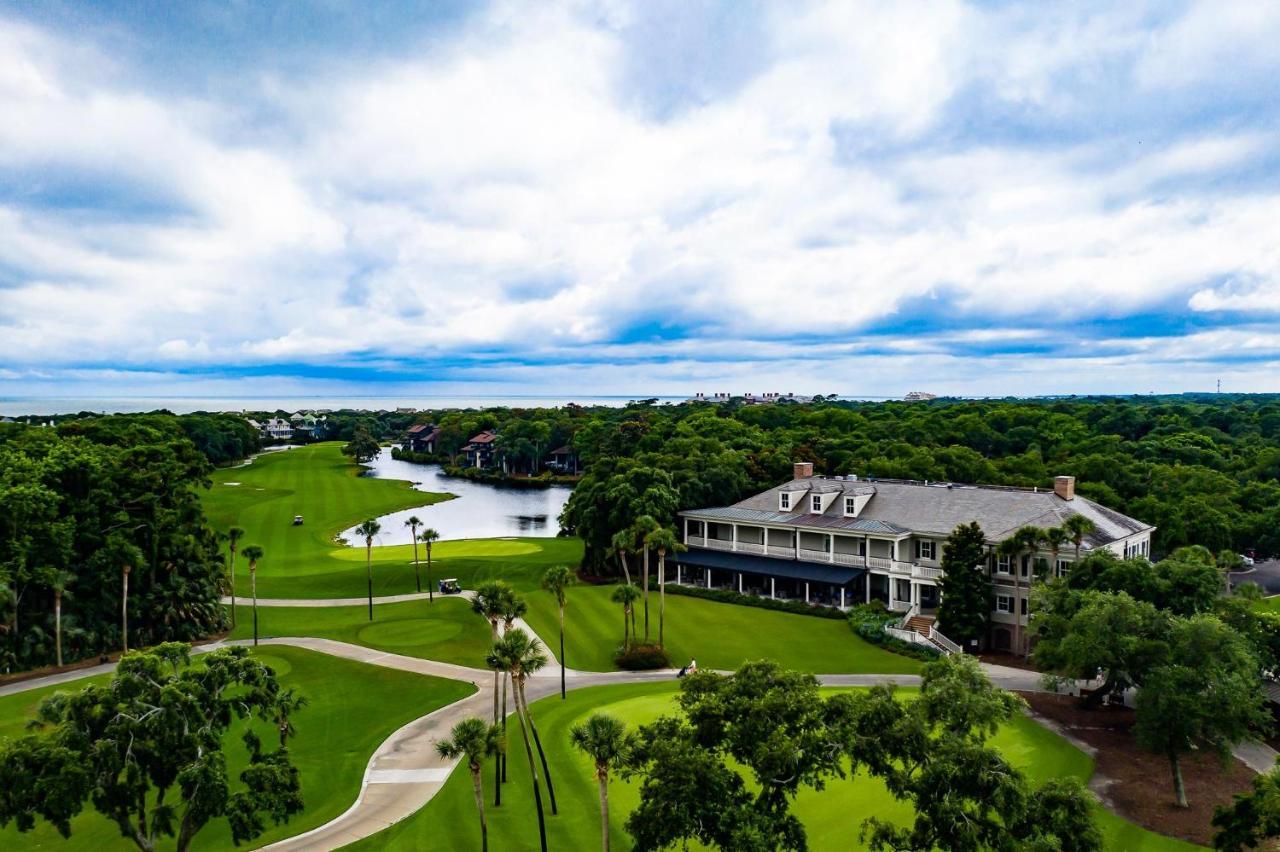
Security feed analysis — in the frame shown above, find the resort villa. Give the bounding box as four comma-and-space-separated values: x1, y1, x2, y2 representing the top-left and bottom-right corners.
675, 462, 1153, 655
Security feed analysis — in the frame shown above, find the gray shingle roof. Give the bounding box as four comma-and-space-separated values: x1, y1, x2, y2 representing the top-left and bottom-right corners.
681, 476, 1150, 548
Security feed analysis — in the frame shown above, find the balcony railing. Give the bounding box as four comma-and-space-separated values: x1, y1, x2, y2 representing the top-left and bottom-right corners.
766, 545, 795, 558
736, 541, 765, 555
867, 556, 892, 570
889, 561, 914, 575
833, 552, 866, 567
704, 538, 734, 552
686, 535, 706, 547
912, 565, 944, 581
797, 547, 831, 563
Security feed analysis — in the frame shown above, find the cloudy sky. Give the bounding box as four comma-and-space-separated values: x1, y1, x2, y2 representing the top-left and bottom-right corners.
2, 0, 1279, 401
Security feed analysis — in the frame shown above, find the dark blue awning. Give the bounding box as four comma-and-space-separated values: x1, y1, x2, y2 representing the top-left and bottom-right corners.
674, 548, 863, 586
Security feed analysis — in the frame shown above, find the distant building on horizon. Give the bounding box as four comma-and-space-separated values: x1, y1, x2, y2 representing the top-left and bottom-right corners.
904, 391, 938, 401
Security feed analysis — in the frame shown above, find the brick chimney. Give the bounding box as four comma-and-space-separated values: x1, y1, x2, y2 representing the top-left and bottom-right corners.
794, 461, 814, 479
1054, 475, 1076, 501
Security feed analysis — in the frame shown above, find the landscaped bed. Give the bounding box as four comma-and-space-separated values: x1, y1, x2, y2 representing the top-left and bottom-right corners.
348, 682, 1197, 851
1022, 691, 1254, 847
0, 646, 475, 851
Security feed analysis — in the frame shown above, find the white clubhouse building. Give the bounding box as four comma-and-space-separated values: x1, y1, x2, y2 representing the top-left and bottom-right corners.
675, 462, 1154, 654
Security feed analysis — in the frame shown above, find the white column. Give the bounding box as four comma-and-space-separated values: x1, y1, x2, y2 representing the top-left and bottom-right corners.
676, 564, 682, 585
770, 577, 776, 599
706, 569, 712, 589
794, 533, 800, 560
840, 587, 846, 608
684, 517, 689, 542
732, 524, 738, 552
738, 573, 743, 593
865, 577, 871, 604
805, 582, 810, 603
828, 534, 835, 563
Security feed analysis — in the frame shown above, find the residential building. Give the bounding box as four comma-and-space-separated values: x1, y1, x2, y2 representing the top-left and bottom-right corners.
251, 417, 294, 441
462, 430, 498, 468
675, 463, 1153, 655
545, 444, 578, 473
903, 391, 938, 401
402, 423, 440, 454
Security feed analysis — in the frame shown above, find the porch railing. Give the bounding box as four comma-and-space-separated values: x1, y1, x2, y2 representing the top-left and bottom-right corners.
912, 565, 944, 581
735, 541, 765, 555
927, 624, 962, 654
832, 552, 866, 567
797, 547, 831, 563
766, 545, 795, 558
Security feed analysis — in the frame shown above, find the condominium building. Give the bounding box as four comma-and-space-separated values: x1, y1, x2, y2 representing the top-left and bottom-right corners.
674, 462, 1153, 654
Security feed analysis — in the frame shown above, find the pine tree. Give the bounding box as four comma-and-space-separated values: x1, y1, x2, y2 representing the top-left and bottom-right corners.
936, 522, 991, 649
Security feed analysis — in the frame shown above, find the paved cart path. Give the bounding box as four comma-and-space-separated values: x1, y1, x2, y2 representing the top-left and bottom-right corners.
5, 609, 1275, 849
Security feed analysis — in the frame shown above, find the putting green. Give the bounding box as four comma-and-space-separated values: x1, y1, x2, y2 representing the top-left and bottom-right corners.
349, 682, 1199, 852
201, 442, 581, 598
0, 645, 475, 851
357, 618, 464, 647
524, 583, 921, 674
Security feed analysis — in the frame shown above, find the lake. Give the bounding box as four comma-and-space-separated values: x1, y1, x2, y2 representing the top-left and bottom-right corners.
338, 448, 574, 544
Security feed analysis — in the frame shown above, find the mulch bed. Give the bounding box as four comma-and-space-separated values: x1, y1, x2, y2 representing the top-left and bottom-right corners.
1020, 691, 1255, 846
978, 650, 1040, 672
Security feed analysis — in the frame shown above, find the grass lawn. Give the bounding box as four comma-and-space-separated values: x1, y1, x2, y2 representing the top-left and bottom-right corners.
229, 595, 496, 668
347, 682, 1198, 851
523, 584, 921, 674
0, 646, 475, 851
201, 442, 582, 598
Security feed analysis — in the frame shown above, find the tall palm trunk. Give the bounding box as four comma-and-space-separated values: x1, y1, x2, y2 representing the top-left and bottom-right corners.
617, 550, 631, 585
54, 590, 63, 667
228, 548, 237, 628
642, 544, 650, 640
513, 676, 549, 852
470, 767, 489, 851
519, 679, 557, 814
658, 549, 666, 648
621, 604, 629, 648
121, 565, 130, 653
489, 621, 501, 805
558, 602, 567, 699
597, 768, 611, 852
411, 531, 421, 594
365, 541, 374, 621
501, 674, 509, 783
426, 545, 434, 602
251, 564, 259, 646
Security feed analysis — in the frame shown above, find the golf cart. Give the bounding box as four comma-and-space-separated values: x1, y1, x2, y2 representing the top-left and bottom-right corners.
438, 578, 462, 595
292, 515, 304, 526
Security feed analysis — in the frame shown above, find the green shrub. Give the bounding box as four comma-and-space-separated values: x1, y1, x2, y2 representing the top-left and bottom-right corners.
651, 581, 847, 620
847, 604, 941, 661
615, 643, 672, 670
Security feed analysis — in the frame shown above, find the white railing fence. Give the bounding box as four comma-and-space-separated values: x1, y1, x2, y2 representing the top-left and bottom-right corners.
927, 624, 962, 654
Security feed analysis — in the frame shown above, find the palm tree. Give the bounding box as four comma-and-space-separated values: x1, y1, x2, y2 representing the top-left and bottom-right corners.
473, 580, 511, 795
644, 527, 684, 648
226, 526, 245, 628
570, 713, 628, 852
1062, 513, 1097, 563
484, 645, 510, 808
998, 526, 1043, 657
121, 562, 131, 654
436, 717, 504, 852
610, 529, 634, 585
632, 515, 660, 641
50, 569, 74, 667
1043, 526, 1069, 580
541, 565, 576, 698
420, 528, 440, 602
405, 516, 423, 593
355, 519, 381, 621
499, 589, 529, 787
243, 545, 264, 646
611, 584, 641, 649
491, 628, 551, 852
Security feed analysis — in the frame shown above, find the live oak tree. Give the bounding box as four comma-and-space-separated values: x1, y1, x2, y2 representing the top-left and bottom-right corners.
1135, 614, 1269, 808
341, 424, 381, 464
1213, 763, 1280, 851
0, 643, 304, 852
936, 521, 991, 648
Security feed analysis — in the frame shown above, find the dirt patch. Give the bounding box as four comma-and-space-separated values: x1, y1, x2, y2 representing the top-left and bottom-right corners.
1021, 691, 1255, 846
979, 650, 1041, 672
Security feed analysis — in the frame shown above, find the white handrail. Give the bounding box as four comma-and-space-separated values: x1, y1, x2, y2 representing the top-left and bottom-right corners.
928, 624, 962, 655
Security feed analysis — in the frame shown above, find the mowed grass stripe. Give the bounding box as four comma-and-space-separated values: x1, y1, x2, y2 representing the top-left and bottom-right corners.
0, 646, 475, 851
523, 584, 922, 674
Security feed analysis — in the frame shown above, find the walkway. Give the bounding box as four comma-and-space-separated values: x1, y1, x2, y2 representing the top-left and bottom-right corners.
5, 619, 1274, 849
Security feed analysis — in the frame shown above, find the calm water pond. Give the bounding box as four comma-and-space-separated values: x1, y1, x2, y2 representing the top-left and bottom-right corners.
338, 448, 573, 545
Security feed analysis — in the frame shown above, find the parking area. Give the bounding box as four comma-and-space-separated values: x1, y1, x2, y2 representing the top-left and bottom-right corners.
1230, 560, 1280, 595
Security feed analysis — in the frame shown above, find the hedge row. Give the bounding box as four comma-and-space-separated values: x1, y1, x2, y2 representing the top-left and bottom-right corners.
651, 581, 847, 620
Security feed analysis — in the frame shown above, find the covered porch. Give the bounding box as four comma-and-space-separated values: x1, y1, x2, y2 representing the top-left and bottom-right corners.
670, 547, 865, 610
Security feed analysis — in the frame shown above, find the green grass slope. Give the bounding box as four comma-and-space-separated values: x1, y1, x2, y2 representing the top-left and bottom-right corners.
348, 682, 1198, 852
523, 584, 921, 674
0, 646, 475, 850
229, 595, 495, 668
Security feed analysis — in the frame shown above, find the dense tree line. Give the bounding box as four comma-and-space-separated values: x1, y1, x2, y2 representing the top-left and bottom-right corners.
0, 415, 228, 672
561, 395, 1280, 570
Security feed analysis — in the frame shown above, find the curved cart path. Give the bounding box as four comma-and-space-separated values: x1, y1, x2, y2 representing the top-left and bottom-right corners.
5, 615, 1275, 848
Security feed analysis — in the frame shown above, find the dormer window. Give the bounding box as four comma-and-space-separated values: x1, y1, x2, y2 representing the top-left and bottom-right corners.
810, 494, 822, 512
844, 496, 856, 516
779, 492, 791, 511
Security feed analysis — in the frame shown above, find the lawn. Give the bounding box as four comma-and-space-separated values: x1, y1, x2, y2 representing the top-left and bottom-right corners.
523, 583, 921, 674
0, 646, 475, 851
229, 595, 496, 668
201, 442, 582, 598
347, 682, 1198, 851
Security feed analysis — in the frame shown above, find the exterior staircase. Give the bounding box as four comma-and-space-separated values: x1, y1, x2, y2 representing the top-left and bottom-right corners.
904, 614, 936, 636
892, 611, 962, 655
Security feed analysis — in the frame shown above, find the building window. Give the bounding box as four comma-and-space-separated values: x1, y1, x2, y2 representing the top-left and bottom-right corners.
779, 493, 790, 511
811, 495, 822, 512
1020, 598, 1028, 616
844, 496, 856, 515
1056, 559, 1071, 578
916, 540, 936, 561
995, 595, 1013, 614
996, 555, 1012, 574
